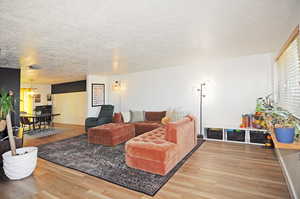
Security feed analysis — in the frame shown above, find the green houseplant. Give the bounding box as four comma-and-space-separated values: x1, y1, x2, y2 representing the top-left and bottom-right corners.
0, 89, 16, 155
0, 89, 38, 180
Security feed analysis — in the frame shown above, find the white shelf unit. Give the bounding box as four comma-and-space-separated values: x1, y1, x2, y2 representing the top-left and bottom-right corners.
204, 126, 268, 145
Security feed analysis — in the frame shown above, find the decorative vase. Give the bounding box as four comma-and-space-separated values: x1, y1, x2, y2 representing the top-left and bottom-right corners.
275, 128, 295, 144
2, 147, 38, 180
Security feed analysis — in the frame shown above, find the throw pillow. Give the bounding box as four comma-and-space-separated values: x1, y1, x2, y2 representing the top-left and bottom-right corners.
173, 111, 186, 121
161, 116, 170, 125
121, 111, 131, 123
130, 110, 145, 122
144, 111, 167, 122
166, 109, 189, 122
113, 112, 123, 123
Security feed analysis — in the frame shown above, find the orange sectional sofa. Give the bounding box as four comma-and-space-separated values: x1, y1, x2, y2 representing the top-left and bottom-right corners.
125, 115, 197, 176
88, 111, 166, 146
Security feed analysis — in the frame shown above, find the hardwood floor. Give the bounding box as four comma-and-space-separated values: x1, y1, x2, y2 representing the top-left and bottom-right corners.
23, 123, 85, 147
0, 124, 290, 199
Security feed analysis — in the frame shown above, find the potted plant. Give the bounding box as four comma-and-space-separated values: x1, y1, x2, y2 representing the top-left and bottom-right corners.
0, 89, 38, 180
274, 115, 295, 144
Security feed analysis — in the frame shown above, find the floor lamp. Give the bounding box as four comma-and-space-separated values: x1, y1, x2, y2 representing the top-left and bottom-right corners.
197, 82, 206, 138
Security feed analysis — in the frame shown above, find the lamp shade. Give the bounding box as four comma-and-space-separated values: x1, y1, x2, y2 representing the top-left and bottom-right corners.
112, 80, 121, 91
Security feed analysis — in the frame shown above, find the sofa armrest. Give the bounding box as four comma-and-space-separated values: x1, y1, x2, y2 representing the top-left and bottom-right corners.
166, 116, 196, 145
85, 117, 99, 132
96, 118, 112, 125
85, 117, 98, 123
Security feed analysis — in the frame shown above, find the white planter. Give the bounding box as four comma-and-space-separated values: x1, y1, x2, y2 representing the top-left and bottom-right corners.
2, 147, 38, 180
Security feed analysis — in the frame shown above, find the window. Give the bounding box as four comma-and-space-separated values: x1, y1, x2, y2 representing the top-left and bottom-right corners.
276, 26, 300, 118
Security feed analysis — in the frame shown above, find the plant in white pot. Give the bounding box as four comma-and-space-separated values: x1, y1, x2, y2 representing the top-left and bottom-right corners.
0, 89, 38, 180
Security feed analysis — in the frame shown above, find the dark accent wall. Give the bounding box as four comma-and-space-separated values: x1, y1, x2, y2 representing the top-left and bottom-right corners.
51, 80, 86, 94
0, 67, 20, 126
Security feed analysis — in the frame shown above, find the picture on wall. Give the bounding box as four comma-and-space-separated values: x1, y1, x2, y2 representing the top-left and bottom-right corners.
33, 94, 41, 103
92, 84, 105, 107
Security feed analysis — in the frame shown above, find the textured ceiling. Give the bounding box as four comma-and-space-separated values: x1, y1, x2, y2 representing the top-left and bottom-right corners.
0, 0, 299, 84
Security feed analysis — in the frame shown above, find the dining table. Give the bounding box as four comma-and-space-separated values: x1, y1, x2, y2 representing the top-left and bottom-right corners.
20, 113, 61, 130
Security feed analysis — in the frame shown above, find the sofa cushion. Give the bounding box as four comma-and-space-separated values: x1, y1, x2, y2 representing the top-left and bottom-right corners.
161, 116, 170, 125
112, 112, 124, 123
132, 121, 162, 136
166, 109, 189, 122
144, 111, 166, 122
130, 110, 145, 122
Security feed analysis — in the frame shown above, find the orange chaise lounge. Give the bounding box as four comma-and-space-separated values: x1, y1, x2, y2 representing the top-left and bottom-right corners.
125, 115, 197, 176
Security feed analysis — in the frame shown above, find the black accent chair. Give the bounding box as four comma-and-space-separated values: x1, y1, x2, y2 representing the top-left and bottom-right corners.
85, 105, 114, 132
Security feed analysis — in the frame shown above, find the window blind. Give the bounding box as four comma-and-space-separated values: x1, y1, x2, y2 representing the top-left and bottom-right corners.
276, 36, 300, 118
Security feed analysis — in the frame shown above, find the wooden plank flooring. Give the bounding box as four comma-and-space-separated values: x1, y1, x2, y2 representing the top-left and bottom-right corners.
0, 124, 290, 199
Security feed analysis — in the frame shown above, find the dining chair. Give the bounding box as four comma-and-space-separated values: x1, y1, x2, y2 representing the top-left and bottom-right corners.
20, 117, 34, 132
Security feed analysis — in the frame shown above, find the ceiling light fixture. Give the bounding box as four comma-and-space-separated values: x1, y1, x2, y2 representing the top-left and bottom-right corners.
28, 80, 37, 96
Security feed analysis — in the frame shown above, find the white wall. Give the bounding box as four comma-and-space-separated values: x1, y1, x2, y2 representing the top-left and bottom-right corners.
21, 83, 87, 125
21, 83, 52, 108
52, 92, 87, 125
86, 75, 109, 117
108, 53, 273, 130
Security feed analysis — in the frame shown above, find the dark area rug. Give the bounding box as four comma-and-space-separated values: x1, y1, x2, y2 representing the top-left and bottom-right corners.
38, 134, 204, 196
